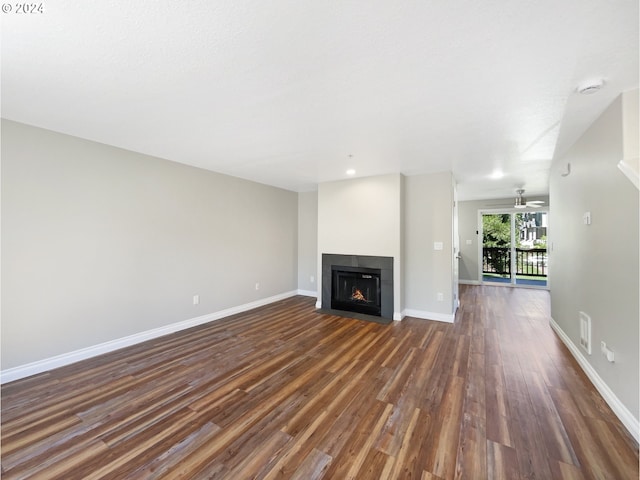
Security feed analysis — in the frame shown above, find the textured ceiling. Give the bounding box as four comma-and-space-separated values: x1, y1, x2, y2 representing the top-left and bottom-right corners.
2, 0, 638, 200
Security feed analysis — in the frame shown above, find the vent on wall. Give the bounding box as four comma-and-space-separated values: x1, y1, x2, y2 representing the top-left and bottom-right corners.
579, 311, 592, 354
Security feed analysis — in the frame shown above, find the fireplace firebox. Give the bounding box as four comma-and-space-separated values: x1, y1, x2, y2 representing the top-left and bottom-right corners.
331, 266, 382, 316
321, 254, 394, 321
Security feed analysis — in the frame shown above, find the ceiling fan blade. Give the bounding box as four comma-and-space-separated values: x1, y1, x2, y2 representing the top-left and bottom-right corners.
527, 200, 544, 205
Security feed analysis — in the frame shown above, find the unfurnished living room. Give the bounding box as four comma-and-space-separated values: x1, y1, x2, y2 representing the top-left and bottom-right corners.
1, 1, 639, 479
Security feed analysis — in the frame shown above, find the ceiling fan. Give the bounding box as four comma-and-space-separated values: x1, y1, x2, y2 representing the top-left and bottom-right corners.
486, 189, 545, 209
513, 189, 544, 208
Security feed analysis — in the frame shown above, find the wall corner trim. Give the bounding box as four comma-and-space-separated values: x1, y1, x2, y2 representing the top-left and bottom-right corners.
617, 157, 640, 190
549, 317, 639, 443
393, 312, 404, 321
402, 309, 455, 323
0, 290, 300, 385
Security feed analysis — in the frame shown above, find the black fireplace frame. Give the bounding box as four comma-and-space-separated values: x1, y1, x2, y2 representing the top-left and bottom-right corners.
322, 254, 394, 320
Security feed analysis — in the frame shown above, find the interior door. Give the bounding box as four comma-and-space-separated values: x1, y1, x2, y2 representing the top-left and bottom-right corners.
452, 194, 460, 311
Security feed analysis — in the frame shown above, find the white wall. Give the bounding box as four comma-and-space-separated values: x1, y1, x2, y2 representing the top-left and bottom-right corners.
317, 174, 403, 316
297, 191, 318, 294
622, 88, 639, 163
403, 172, 455, 320
458, 199, 482, 283
549, 91, 639, 431
1, 120, 298, 370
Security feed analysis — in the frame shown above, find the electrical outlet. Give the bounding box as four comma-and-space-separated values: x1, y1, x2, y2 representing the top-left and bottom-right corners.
437, 292, 444, 301
600, 341, 615, 362
310, 275, 315, 283
255, 282, 260, 290
193, 295, 200, 305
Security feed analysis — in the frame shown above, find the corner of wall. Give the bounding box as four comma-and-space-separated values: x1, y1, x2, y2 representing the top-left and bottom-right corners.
549, 92, 639, 438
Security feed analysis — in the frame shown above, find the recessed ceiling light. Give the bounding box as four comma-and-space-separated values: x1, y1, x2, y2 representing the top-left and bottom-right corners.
490, 170, 504, 179
346, 169, 356, 175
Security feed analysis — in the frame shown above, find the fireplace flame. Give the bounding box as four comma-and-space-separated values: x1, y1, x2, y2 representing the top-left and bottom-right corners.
351, 288, 367, 302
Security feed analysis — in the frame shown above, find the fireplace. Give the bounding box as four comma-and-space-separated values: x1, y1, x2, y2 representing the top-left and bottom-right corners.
331, 265, 381, 316
321, 254, 393, 320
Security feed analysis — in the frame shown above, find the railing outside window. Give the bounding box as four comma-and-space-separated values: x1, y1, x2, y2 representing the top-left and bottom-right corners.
482, 247, 547, 277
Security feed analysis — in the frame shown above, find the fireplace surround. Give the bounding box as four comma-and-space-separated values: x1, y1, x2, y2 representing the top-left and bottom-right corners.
321, 254, 393, 320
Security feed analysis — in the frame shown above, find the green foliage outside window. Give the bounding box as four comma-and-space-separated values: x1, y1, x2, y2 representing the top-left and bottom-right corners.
482, 214, 511, 247
482, 214, 511, 273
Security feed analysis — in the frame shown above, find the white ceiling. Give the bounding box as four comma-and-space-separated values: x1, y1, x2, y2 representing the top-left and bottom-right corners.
2, 1, 638, 200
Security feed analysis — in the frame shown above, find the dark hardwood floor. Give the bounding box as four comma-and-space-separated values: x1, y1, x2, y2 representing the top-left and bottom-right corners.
1, 285, 638, 479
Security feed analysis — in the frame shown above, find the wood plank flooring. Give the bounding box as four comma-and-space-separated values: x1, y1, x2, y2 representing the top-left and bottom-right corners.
1, 285, 638, 479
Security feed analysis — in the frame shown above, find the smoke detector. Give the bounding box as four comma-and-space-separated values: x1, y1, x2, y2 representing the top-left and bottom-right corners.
577, 78, 605, 95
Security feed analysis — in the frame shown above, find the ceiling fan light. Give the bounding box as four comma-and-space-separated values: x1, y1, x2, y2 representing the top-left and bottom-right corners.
514, 188, 526, 208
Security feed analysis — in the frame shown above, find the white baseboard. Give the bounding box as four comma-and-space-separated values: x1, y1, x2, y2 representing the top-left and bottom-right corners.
0, 290, 299, 385
315, 300, 322, 309
459, 280, 481, 285
296, 289, 317, 297
402, 309, 455, 323
550, 317, 639, 443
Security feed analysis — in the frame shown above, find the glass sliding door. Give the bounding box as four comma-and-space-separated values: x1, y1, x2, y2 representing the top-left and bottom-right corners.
481, 211, 548, 288
481, 213, 512, 284
514, 211, 548, 287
